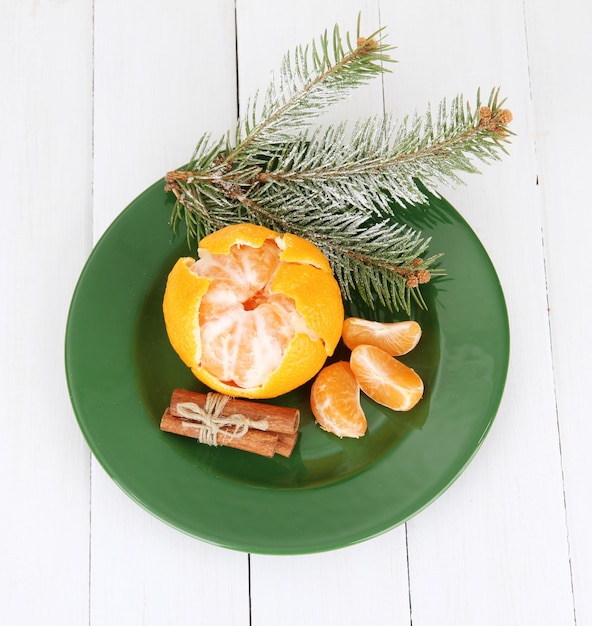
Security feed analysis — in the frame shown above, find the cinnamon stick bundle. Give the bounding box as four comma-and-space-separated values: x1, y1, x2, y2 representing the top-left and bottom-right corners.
160, 389, 300, 458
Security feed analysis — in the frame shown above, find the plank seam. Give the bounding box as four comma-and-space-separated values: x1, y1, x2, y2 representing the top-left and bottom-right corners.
234, 0, 241, 120
248, 553, 253, 626
405, 524, 414, 626
538, 225, 578, 626
89, 2, 95, 625
522, 0, 578, 622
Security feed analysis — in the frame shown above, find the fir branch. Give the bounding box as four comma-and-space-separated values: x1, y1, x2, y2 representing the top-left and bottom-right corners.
164, 19, 513, 314
251, 88, 513, 211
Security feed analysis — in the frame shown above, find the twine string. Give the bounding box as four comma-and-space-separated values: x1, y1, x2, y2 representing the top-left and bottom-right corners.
177, 393, 269, 446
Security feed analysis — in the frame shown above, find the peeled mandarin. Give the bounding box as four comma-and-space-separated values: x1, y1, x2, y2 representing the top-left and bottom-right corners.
349, 344, 424, 411
310, 361, 367, 438
342, 317, 422, 356
162, 223, 344, 399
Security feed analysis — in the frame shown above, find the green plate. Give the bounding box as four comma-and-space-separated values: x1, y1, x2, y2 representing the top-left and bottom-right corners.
65, 179, 509, 554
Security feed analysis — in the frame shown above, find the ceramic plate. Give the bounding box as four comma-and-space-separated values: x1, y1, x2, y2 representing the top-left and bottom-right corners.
65, 179, 509, 554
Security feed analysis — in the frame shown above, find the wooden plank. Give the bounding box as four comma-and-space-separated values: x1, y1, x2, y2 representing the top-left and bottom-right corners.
235, 2, 411, 623
234, 0, 385, 127
250, 531, 411, 626
379, 0, 576, 624
90, 2, 250, 624
0, 1, 93, 624
92, 0, 240, 238
525, 0, 592, 623
90, 461, 249, 625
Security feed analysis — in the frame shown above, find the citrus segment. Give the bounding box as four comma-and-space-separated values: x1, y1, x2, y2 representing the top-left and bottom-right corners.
349, 344, 424, 411
162, 223, 344, 399
342, 318, 422, 356
310, 362, 367, 438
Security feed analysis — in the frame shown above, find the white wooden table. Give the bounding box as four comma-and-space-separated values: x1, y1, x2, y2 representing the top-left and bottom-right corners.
2, 1, 591, 624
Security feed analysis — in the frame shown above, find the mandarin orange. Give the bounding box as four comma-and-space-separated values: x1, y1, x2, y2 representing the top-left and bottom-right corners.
310, 361, 367, 438
162, 223, 344, 399
349, 344, 424, 411
342, 317, 422, 356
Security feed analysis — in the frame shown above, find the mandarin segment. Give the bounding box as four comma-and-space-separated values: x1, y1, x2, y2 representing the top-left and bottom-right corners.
350, 344, 424, 412
310, 361, 367, 438
200, 301, 292, 389
189, 333, 329, 400
229, 239, 279, 292
162, 223, 344, 399
342, 318, 422, 356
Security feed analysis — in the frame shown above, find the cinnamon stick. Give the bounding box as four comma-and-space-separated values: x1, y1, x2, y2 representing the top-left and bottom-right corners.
160, 408, 278, 458
275, 432, 299, 458
170, 388, 300, 434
